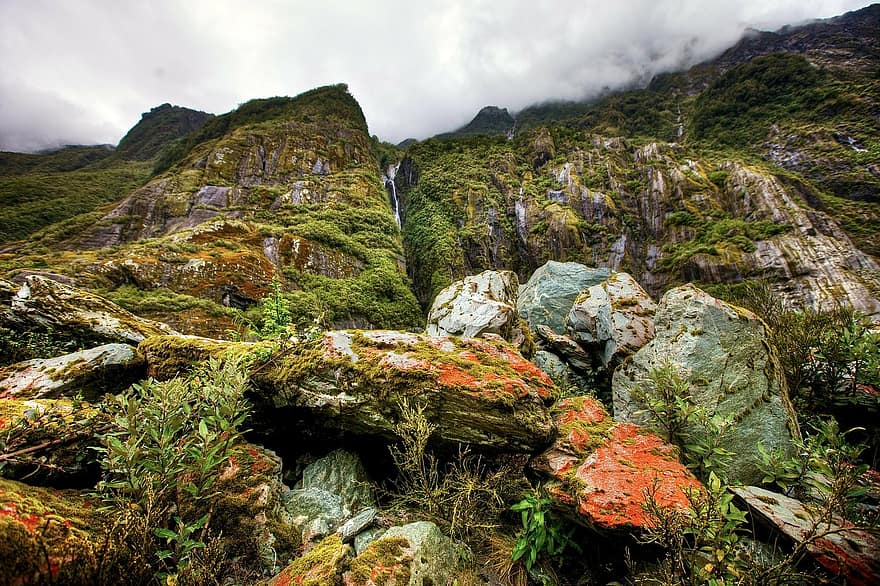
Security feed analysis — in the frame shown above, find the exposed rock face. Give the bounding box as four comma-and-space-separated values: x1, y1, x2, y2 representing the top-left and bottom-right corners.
567, 272, 656, 368
732, 485, 880, 586
345, 521, 465, 586
612, 284, 800, 485
1, 275, 177, 345
282, 449, 376, 544
140, 330, 557, 452
0, 344, 144, 401
518, 261, 610, 334
531, 396, 703, 531
426, 270, 523, 345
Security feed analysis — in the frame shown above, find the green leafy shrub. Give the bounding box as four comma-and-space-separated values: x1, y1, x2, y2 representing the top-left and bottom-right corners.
510, 492, 576, 573
95, 357, 250, 584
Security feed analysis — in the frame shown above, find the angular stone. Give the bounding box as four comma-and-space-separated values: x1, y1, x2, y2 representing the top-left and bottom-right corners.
732, 485, 880, 586
567, 272, 656, 368
141, 331, 557, 452
338, 507, 377, 542
612, 284, 800, 485
1, 275, 177, 346
344, 521, 464, 586
534, 325, 593, 372
0, 343, 144, 401
427, 270, 524, 345
532, 396, 703, 532
298, 449, 376, 514
517, 261, 610, 335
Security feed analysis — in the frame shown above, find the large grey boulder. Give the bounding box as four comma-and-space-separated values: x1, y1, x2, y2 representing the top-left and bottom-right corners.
567, 272, 656, 368
426, 270, 523, 346
0, 343, 144, 401
612, 284, 800, 485
1, 275, 177, 345
282, 449, 376, 544
346, 521, 465, 585
517, 261, 609, 335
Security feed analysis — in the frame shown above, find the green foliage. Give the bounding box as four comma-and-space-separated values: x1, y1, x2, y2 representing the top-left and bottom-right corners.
659, 217, 790, 271
0, 325, 85, 367
510, 492, 576, 574
388, 400, 520, 540
632, 363, 735, 482
0, 160, 152, 243
257, 279, 292, 339
95, 358, 250, 583
104, 286, 238, 320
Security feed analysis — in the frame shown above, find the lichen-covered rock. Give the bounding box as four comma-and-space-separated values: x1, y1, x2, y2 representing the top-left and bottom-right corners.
426, 270, 525, 346
0, 478, 106, 584
0, 343, 144, 401
140, 330, 557, 452
567, 272, 656, 368
612, 284, 800, 485
517, 262, 610, 335
2, 275, 178, 345
268, 533, 351, 586
212, 442, 300, 576
531, 396, 703, 531
732, 485, 880, 586
344, 521, 465, 586
283, 449, 376, 544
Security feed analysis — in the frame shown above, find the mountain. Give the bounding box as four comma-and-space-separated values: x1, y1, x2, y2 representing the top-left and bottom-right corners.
0, 104, 211, 245
0, 84, 421, 336
0, 4, 878, 334
397, 4, 880, 314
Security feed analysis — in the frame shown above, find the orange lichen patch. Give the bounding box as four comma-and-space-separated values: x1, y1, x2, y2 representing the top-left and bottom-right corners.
553, 396, 614, 454
436, 363, 480, 388
572, 423, 702, 529
1, 500, 45, 533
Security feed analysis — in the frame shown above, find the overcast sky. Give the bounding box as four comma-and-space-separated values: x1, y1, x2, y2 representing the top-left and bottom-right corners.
0, 0, 874, 152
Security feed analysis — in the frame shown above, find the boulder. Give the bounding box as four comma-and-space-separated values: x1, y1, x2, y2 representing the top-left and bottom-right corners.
612, 284, 800, 485
268, 533, 351, 586
567, 272, 656, 368
0, 478, 106, 584
344, 521, 465, 586
517, 261, 609, 335
1, 275, 178, 346
283, 449, 377, 544
140, 331, 557, 452
534, 325, 593, 372
426, 270, 526, 348
531, 396, 703, 532
732, 485, 880, 586
0, 343, 144, 401
0, 397, 109, 485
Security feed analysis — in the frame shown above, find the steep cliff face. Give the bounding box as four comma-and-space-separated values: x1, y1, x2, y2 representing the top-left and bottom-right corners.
1, 85, 421, 334
396, 131, 880, 315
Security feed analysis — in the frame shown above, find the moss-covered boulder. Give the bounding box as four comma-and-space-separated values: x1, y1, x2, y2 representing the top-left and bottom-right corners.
0, 478, 107, 585
0, 343, 144, 401
518, 261, 610, 335
140, 330, 557, 451
0, 397, 108, 486
268, 533, 351, 586
344, 521, 465, 586
612, 284, 800, 485
531, 396, 703, 532
2, 275, 178, 346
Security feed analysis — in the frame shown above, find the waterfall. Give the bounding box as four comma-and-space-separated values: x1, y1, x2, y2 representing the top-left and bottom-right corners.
382, 163, 401, 228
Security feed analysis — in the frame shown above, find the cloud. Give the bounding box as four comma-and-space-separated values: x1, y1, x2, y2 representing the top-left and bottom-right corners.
0, 0, 873, 151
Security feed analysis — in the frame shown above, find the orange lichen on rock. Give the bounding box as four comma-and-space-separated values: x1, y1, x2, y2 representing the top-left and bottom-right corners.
573, 423, 702, 529
532, 395, 702, 532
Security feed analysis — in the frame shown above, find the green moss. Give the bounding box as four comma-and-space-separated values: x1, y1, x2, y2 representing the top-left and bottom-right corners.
347, 536, 412, 585
273, 534, 350, 586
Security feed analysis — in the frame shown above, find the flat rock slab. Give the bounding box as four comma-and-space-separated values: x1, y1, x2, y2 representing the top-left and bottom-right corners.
2, 275, 178, 345
140, 330, 557, 452
732, 485, 880, 586
0, 343, 144, 401
532, 396, 703, 532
